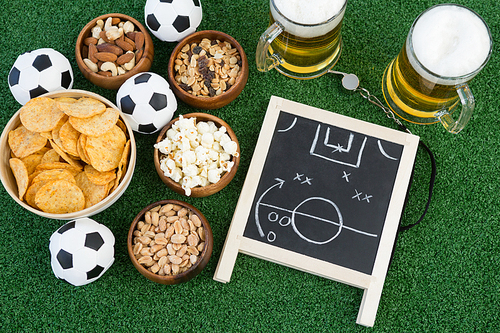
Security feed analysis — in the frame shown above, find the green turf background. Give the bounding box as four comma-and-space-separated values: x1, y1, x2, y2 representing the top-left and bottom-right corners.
1, 0, 499, 331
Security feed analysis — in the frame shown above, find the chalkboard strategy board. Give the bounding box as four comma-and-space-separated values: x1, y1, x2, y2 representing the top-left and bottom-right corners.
214, 96, 419, 327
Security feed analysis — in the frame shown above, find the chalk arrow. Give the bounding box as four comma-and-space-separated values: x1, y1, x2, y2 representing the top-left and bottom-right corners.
255, 178, 285, 237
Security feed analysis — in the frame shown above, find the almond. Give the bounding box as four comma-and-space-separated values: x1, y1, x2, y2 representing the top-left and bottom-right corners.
88, 43, 98, 63
126, 31, 137, 41
97, 71, 112, 77
94, 52, 117, 62
111, 17, 121, 25
96, 43, 123, 56
134, 32, 145, 50
116, 52, 134, 65
99, 30, 113, 44
135, 48, 144, 63
124, 36, 136, 50
116, 39, 134, 53
84, 37, 98, 46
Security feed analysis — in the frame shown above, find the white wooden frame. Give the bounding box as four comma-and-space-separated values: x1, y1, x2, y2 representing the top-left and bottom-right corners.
214, 96, 419, 327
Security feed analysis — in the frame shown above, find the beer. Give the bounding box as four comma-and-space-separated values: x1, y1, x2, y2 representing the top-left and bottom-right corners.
382, 4, 492, 125
258, 0, 347, 79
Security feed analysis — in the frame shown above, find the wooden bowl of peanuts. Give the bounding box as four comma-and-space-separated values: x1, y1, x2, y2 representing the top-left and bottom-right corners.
127, 199, 213, 284
75, 13, 154, 90
154, 113, 240, 197
167, 30, 249, 109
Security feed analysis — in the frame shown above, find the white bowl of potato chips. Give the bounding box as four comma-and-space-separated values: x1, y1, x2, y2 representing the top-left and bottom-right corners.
0, 89, 136, 219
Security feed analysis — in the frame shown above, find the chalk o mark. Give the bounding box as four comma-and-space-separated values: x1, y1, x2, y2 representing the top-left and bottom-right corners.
377, 140, 398, 161
277, 117, 297, 133
268, 212, 279, 222
279, 216, 291, 227
267, 231, 276, 242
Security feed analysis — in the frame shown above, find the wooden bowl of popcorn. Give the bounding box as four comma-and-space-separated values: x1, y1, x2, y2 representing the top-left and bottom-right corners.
75, 13, 154, 90
153, 113, 240, 197
127, 199, 213, 284
167, 30, 249, 109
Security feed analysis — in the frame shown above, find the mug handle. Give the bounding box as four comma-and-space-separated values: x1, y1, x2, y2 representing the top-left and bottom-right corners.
436, 83, 475, 134
256, 22, 284, 72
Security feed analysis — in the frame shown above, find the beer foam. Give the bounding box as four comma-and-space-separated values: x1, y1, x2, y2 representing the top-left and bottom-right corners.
410, 5, 491, 81
272, 0, 346, 38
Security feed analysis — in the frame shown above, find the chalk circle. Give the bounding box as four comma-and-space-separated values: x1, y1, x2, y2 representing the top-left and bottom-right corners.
279, 216, 291, 227
268, 211, 279, 222
291, 197, 343, 245
267, 231, 276, 242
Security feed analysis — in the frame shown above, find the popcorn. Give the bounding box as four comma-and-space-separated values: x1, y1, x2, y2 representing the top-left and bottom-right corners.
154, 115, 238, 196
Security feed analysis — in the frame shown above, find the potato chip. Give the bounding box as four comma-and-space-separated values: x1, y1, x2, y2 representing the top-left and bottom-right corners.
49, 139, 83, 170
25, 169, 76, 208
84, 165, 116, 186
116, 118, 128, 135
58, 97, 106, 118
75, 172, 109, 208
8, 125, 48, 158
41, 149, 61, 164
76, 134, 91, 164
54, 97, 77, 110
35, 162, 82, 177
51, 115, 69, 152
19, 97, 66, 133
59, 121, 80, 156
34, 180, 85, 214
21, 153, 44, 175
69, 108, 120, 137
31, 168, 76, 185
9, 158, 29, 200
40, 131, 53, 140
112, 139, 131, 192
85, 125, 126, 172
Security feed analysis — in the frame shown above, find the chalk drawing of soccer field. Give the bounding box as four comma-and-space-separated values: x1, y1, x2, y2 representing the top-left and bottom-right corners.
251, 115, 403, 248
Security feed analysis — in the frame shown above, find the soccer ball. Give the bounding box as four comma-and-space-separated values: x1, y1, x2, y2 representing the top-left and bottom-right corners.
116, 72, 177, 134
145, 0, 203, 42
8, 48, 74, 105
49, 218, 115, 286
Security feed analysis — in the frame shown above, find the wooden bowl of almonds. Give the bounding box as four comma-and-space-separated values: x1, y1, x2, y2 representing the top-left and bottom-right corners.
167, 30, 249, 109
154, 113, 240, 197
75, 13, 154, 90
127, 199, 213, 284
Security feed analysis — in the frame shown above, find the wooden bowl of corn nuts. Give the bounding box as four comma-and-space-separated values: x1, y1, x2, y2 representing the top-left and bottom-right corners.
75, 13, 154, 90
127, 199, 213, 285
167, 30, 249, 109
153, 113, 240, 197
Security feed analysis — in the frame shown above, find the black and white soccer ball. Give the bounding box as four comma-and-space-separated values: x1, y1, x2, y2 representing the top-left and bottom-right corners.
144, 0, 203, 42
8, 48, 73, 105
49, 218, 115, 286
116, 72, 177, 134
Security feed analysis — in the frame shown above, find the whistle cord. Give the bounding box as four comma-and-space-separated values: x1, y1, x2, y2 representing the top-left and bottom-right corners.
328, 70, 437, 231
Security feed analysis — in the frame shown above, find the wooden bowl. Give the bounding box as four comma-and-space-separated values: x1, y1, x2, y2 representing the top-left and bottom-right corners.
154, 113, 240, 197
0, 89, 136, 220
127, 199, 213, 284
75, 13, 154, 90
167, 30, 249, 109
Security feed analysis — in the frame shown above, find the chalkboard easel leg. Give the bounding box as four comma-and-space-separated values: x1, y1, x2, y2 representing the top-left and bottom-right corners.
356, 283, 383, 327
213, 233, 241, 283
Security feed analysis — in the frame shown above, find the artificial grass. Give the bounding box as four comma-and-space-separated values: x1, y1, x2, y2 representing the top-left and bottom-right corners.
1, 0, 499, 332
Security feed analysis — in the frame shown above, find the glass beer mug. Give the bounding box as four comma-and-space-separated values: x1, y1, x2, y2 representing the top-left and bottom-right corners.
382, 4, 492, 134
256, 0, 347, 79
